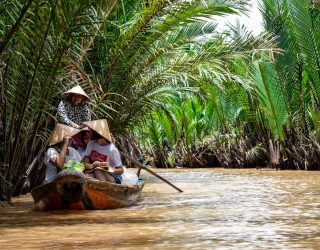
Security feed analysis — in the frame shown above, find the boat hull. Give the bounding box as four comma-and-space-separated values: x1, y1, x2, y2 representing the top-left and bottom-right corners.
31, 170, 144, 210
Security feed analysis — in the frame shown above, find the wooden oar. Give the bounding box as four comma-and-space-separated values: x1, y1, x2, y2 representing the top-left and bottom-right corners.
119, 152, 183, 193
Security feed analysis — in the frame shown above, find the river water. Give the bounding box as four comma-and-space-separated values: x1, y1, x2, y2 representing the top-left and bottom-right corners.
1, 169, 320, 249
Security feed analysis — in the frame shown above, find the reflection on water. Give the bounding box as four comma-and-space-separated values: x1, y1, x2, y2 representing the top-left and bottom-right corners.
1, 169, 320, 249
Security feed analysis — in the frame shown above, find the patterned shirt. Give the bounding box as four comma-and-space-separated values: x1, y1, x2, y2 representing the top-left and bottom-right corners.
57, 99, 91, 127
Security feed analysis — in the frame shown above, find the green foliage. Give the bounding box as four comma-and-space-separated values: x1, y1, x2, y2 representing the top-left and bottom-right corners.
1, 0, 110, 198
1, 0, 249, 196
4, 0, 320, 196
251, 61, 288, 140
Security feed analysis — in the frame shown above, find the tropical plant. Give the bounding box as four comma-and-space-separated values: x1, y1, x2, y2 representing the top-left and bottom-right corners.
258, 0, 320, 169
0, 0, 249, 200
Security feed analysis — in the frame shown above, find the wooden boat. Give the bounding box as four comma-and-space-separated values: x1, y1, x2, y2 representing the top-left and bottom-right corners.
31, 170, 144, 210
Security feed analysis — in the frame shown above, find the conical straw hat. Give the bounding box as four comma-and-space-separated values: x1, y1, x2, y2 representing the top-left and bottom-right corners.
63, 85, 89, 100
49, 124, 81, 146
82, 119, 112, 143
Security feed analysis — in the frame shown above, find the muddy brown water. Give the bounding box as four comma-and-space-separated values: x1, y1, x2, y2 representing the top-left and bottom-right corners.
1, 169, 320, 249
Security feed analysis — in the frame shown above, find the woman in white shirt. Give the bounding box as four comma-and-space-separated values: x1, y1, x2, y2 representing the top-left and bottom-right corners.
43, 124, 81, 184
82, 120, 124, 184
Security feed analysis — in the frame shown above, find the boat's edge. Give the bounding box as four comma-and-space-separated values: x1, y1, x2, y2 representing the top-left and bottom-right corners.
30, 175, 144, 210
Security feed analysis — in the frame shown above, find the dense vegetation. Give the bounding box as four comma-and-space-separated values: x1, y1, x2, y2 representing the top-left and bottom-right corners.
140, 0, 320, 170
1, 0, 320, 201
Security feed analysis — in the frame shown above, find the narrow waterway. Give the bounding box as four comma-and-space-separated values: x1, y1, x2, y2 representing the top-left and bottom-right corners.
1, 169, 320, 249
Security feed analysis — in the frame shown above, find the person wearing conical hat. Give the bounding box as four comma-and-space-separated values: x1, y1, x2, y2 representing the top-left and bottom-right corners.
57, 85, 91, 129
81, 119, 124, 184
43, 124, 82, 184
72, 128, 92, 159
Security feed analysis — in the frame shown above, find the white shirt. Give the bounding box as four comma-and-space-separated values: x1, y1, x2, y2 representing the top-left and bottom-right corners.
77, 147, 87, 159
43, 146, 81, 184
82, 140, 122, 168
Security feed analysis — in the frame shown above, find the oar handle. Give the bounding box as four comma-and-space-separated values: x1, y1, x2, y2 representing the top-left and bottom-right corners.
120, 151, 183, 193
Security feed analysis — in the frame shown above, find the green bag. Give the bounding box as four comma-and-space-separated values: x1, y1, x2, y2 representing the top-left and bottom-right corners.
64, 160, 85, 172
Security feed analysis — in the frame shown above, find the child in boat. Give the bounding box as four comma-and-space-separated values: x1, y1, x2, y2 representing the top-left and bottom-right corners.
72, 128, 92, 159
81, 120, 124, 184
58, 85, 91, 129
43, 124, 81, 184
